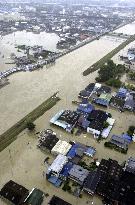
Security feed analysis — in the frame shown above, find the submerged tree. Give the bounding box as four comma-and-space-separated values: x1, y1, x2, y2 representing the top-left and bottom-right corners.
96, 60, 125, 83
26, 121, 36, 131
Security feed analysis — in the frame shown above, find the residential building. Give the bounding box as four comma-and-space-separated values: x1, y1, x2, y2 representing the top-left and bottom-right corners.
0, 180, 29, 205
49, 195, 72, 205
68, 164, 89, 185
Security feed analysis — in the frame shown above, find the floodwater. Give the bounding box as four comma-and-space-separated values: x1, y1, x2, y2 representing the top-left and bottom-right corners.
0, 31, 60, 71
114, 21, 135, 35
112, 39, 135, 64
0, 24, 135, 205
0, 35, 124, 135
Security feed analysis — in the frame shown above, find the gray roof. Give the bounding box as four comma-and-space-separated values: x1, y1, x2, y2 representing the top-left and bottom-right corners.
125, 157, 135, 175
110, 135, 128, 150
68, 165, 89, 185
83, 171, 100, 195
124, 95, 135, 110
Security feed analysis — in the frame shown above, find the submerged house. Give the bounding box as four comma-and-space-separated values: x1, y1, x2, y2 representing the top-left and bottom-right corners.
23, 188, 44, 205
51, 140, 72, 156
68, 164, 89, 185
87, 110, 108, 138
47, 154, 68, 177
110, 135, 129, 150
50, 110, 80, 133
124, 157, 135, 175
124, 93, 135, 111
95, 93, 112, 107
37, 129, 59, 152
49, 195, 72, 205
83, 171, 101, 195
0, 180, 29, 205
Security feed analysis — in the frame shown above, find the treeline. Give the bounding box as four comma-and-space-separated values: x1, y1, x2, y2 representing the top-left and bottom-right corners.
96, 60, 125, 88
83, 34, 135, 76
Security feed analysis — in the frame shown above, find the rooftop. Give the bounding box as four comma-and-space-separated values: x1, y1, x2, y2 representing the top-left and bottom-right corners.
110, 135, 128, 150
0, 180, 29, 205
23, 188, 44, 205
47, 154, 68, 175
68, 164, 89, 185
38, 129, 59, 151
51, 140, 72, 156
49, 195, 72, 205
125, 157, 135, 175
83, 171, 101, 195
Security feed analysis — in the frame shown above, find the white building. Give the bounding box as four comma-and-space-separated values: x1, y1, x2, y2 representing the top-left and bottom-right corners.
47, 154, 68, 176
51, 140, 72, 156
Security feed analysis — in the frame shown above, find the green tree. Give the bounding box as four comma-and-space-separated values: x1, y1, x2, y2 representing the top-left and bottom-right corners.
106, 78, 122, 88
96, 60, 125, 84
127, 126, 135, 136
26, 121, 36, 131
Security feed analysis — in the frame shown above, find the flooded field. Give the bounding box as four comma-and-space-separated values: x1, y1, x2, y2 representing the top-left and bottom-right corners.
0, 31, 60, 72
114, 21, 135, 35
0, 35, 124, 135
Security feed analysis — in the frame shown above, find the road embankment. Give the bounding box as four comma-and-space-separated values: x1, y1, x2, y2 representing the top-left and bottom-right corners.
0, 93, 60, 152
83, 34, 135, 76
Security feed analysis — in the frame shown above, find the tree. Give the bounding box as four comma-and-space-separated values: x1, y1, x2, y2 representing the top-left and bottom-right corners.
106, 78, 122, 88
26, 121, 36, 131
127, 126, 135, 136
129, 72, 135, 81
96, 60, 125, 84
103, 121, 110, 129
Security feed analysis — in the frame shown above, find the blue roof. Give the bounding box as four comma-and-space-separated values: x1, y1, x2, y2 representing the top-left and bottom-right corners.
95, 98, 109, 106
121, 134, 132, 143
82, 99, 89, 104
54, 179, 62, 187
67, 143, 87, 158
67, 144, 79, 158
48, 175, 59, 184
85, 147, 96, 157
116, 88, 128, 98
82, 119, 90, 129
60, 162, 73, 177
77, 103, 94, 114
48, 176, 62, 187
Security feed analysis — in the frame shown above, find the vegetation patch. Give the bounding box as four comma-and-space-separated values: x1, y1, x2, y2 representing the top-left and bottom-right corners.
128, 71, 135, 81
127, 126, 135, 137
78, 160, 97, 171
83, 34, 135, 76
94, 60, 125, 88
62, 180, 71, 192
104, 141, 128, 154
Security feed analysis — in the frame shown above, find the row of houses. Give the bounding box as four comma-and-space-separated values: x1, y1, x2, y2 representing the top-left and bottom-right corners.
0, 180, 71, 205
0, 181, 44, 205
37, 129, 96, 158
46, 153, 99, 193
50, 103, 115, 139
0, 57, 56, 80
46, 154, 135, 204
78, 83, 135, 112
